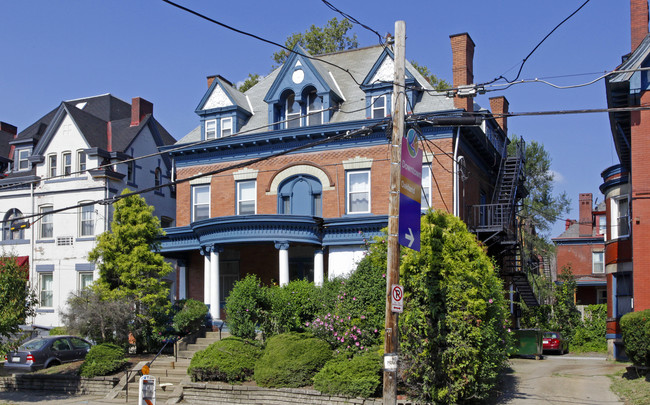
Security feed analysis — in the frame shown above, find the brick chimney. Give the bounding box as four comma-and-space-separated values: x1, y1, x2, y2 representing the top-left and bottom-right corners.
632, 0, 649, 51
0, 122, 17, 136
579, 193, 593, 236
565, 219, 576, 231
207, 75, 217, 89
0, 122, 18, 160
130, 97, 153, 127
450, 33, 475, 112
489, 96, 509, 134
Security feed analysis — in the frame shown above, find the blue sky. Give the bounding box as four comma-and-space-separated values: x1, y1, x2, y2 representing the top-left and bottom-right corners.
0, 1, 630, 238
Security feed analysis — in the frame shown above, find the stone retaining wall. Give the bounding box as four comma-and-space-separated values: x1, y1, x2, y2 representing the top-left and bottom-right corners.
182, 382, 383, 405
0, 374, 119, 396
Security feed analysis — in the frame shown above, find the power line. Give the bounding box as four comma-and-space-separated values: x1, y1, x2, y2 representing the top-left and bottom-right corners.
320, 0, 384, 44
161, 0, 364, 86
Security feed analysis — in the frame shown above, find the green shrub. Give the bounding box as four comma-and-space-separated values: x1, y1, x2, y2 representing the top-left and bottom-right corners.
621, 309, 650, 367
225, 275, 265, 340
260, 280, 321, 338
188, 337, 262, 382
173, 299, 208, 335
79, 343, 127, 378
48, 326, 67, 335
254, 332, 332, 388
571, 304, 607, 353
313, 350, 382, 398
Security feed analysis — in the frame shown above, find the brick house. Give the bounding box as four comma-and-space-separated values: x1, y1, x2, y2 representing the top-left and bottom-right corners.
602, 0, 650, 359
0, 94, 176, 326
553, 193, 606, 306
161, 33, 536, 322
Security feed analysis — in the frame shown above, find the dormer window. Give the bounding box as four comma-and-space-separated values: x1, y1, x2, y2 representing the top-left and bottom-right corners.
307, 91, 324, 126
17, 149, 30, 171
206, 120, 217, 140
221, 117, 233, 137
286, 93, 301, 129
372, 95, 388, 119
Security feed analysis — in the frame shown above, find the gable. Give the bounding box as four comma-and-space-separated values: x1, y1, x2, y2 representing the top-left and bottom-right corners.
362, 47, 416, 89
202, 83, 234, 110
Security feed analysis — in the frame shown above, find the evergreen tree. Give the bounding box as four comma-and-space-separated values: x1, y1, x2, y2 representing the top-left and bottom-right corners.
88, 190, 172, 351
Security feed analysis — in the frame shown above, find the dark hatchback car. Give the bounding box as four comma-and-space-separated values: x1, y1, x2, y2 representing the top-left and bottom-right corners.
542, 331, 569, 354
3, 336, 92, 372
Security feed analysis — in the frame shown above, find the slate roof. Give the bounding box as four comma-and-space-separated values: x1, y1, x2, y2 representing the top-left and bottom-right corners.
178, 45, 457, 143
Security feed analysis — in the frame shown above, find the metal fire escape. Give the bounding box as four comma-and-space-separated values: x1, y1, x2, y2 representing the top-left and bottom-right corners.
468, 138, 539, 307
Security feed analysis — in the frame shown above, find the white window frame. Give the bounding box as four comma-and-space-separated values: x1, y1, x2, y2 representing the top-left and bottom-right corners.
79, 204, 95, 237
221, 117, 233, 137
192, 185, 210, 222
39, 272, 53, 308
592, 251, 604, 274
371, 95, 387, 119
127, 161, 135, 184
17, 149, 30, 171
611, 196, 629, 239
77, 150, 86, 174
421, 164, 432, 210
237, 180, 257, 215
598, 215, 606, 236
78, 272, 94, 291
48, 153, 57, 177
346, 170, 371, 214
285, 93, 301, 129
205, 119, 217, 140
40, 205, 53, 239
62, 151, 72, 176
307, 91, 324, 126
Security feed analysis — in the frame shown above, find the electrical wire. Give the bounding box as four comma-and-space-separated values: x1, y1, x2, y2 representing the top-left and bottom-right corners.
161, 0, 364, 86
320, 0, 384, 45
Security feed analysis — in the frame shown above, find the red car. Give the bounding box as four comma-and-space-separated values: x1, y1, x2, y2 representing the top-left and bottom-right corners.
542, 331, 569, 354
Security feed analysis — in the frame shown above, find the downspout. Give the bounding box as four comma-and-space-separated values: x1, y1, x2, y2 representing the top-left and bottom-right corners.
453, 127, 460, 217
30, 181, 35, 324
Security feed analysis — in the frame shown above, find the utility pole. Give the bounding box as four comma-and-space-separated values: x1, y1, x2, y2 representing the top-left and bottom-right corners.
383, 20, 405, 405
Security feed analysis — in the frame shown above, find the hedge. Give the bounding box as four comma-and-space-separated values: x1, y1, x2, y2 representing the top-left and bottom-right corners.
313, 350, 382, 398
621, 309, 650, 367
79, 343, 127, 378
188, 337, 262, 382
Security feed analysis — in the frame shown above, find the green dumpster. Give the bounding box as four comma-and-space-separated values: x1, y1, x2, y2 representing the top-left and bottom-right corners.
512, 329, 543, 359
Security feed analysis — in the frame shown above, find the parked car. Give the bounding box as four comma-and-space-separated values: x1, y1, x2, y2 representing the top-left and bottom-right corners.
3, 335, 92, 372
542, 331, 569, 354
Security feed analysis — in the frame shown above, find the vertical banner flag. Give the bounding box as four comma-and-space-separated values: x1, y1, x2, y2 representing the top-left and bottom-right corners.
398, 128, 422, 251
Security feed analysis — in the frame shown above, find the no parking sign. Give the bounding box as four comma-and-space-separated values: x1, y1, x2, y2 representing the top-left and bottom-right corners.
391, 284, 403, 313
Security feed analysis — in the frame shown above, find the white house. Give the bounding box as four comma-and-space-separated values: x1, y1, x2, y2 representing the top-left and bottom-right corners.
0, 94, 177, 326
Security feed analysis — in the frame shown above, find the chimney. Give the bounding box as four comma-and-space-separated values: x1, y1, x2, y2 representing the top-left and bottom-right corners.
130, 97, 153, 127
579, 193, 593, 236
207, 75, 217, 89
0, 122, 17, 136
565, 219, 573, 231
489, 96, 509, 134
450, 33, 475, 112
631, 0, 649, 51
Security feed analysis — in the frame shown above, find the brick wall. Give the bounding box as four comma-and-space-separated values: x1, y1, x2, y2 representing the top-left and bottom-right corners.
631, 0, 649, 52
0, 374, 119, 395
556, 243, 604, 277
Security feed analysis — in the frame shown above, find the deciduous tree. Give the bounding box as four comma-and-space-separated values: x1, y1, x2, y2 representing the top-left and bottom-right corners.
0, 256, 36, 352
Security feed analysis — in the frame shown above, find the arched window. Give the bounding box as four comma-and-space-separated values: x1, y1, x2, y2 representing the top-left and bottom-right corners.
285, 92, 301, 129
3, 208, 24, 241
307, 90, 324, 126
278, 175, 322, 217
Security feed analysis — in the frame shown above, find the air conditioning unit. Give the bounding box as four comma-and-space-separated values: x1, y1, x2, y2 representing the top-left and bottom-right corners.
56, 236, 74, 246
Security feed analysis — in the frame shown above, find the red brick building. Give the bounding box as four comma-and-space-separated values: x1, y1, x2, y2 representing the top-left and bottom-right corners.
553, 193, 606, 305
602, 0, 650, 359
160, 33, 535, 323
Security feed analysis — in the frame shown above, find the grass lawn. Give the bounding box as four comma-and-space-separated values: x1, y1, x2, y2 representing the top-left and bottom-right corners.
609, 366, 650, 405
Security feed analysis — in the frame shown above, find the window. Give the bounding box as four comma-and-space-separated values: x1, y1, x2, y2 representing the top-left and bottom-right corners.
17, 149, 30, 171
205, 119, 217, 139
421, 165, 431, 210
598, 215, 606, 236
592, 251, 604, 274
78, 272, 93, 290
307, 91, 324, 126
612, 197, 629, 239
39, 273, 53, 308
79, 204, 94, 237
127, 161, 134, 184
597, 289, 607, 305
154, 167, 161, 187
221, 117, 233, 137
40, 205, 53, 239
278, 175, 322, 216
3, 208, 24, 241
48, 154, 57, 177
372, 95, 387, 119
237, 180, 256, 215
62, 152, 72, 176
285, 93, 301, 129
192, 185, 210, 222
347, 171, 370, 214
77, 150, 86, 174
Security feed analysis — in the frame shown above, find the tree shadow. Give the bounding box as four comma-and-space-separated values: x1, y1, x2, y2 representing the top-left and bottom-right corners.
482, 364, 518, 404
620, 365, 650, 381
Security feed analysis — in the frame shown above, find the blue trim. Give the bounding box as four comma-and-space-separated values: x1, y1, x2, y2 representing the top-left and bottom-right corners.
0, 239, 29, 246
605, 333, 621, 340
553, 237, 604, 245
601, 164, 627, 179
600, 175, 630, 194
36, 239, 55, 244
36, 264, 55, 272
75, 263, 95, 271
76, 237, 96, 242
36, 309, 55, 313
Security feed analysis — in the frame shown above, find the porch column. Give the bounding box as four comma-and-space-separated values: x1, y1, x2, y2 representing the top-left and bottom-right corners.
314, 248, 324, 286
201, 247, 211, 308
275, 241, 290, 286
178, 260, 187, 300
210, 246, 223, 322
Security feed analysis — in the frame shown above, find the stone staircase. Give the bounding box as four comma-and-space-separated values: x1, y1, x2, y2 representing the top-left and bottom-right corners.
113, 330, 229, 404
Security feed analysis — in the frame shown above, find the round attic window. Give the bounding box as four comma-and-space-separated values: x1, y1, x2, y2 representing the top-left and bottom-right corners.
292, 69, 304, 84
